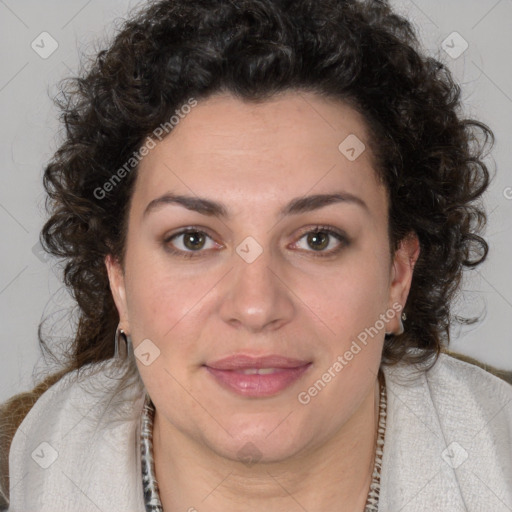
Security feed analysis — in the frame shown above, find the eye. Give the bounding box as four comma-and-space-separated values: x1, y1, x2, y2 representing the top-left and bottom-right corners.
292, 225, 349, 256
163, 225, 349, 259
164, 228, 220, 258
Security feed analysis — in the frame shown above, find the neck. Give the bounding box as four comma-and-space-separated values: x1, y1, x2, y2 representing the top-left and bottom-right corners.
153, 377, 380, 512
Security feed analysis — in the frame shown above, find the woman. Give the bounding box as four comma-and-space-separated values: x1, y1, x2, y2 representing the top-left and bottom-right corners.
1, 0, 511, 510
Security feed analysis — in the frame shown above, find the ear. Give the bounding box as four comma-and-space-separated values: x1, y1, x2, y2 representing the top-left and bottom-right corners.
105, 254, 130, 330
387, 232, 420, 324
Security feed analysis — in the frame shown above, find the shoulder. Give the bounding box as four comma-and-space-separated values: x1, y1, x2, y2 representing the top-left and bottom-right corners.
10, 359, 142, 448
10, 358, 145, 451
430, 350, 512, 386
6, 358, 146, 511
385, 351, 512, 399
384, 352, 512, 434
380, 352, 512, 511
429, 352, 512, 426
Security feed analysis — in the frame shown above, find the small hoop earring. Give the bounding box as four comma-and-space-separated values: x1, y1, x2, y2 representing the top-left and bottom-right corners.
395, 312, 407, 336
385, 311, 407, 336
114, 326, 132, 359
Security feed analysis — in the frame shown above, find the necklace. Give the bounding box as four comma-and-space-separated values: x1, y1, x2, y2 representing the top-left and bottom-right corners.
364, 370, 387, 511
140, 371, 387, 512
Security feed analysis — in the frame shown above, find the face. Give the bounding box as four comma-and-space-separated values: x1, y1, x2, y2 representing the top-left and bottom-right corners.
106, 90, 419, 464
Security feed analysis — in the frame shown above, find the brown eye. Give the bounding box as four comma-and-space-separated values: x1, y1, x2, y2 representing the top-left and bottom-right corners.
307, 231, 330, 251
293, 226, 349, 257
164, 228, 219, 258
182, 231, 206, 250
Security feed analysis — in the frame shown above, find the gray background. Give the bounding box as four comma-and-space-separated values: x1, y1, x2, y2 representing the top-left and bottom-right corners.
1, 0, 511, 403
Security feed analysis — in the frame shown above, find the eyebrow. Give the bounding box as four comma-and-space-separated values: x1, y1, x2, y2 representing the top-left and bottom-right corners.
143, 191, 369, 219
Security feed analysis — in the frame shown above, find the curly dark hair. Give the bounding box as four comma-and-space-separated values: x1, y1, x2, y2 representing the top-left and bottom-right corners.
33, 0, 492, 384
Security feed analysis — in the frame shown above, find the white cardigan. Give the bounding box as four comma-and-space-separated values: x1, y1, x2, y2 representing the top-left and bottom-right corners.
5, 353, 512, 511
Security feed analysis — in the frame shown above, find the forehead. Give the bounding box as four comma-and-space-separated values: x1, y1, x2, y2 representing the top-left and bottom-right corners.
133, 91, 386, 218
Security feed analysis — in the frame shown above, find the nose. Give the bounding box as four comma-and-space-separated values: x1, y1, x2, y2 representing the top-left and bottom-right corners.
218, 243, 295, 333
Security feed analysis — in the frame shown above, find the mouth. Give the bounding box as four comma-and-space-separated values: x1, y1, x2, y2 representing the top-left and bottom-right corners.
204, 354, 312, 398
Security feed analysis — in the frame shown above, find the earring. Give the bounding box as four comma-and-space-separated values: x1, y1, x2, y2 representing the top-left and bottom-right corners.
114, 326, 132, 359
385, 311, 407, 336
395, 312, 407, 336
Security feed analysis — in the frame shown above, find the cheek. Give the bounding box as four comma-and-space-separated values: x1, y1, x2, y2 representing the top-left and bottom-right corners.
123, 261, 203, 393
299, 253, 389, 411
122, 246, 219, 354
122, 243, 185, 339
125, 272, 193, 341
311, 248, 390, 333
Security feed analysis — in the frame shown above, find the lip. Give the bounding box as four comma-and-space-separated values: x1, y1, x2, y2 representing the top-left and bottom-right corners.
204, 354, 312, 397
207, 354, 311, 370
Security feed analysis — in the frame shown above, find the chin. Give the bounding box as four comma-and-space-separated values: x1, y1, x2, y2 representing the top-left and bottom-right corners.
202, 414, 313, 465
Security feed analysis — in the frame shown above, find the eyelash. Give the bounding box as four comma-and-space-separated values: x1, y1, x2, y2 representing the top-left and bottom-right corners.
163, 225, 349, 259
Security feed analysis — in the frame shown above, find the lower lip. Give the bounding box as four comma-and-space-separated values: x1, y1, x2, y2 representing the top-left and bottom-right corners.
205, 364, 312, 397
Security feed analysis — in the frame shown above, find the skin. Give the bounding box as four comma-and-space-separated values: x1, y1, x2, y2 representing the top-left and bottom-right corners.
106, 90, 420, 511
